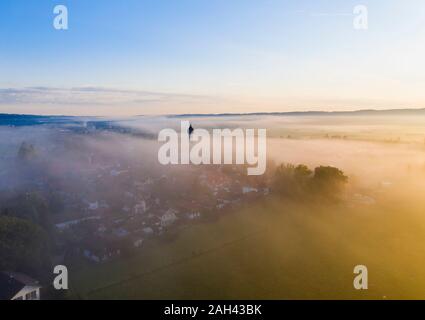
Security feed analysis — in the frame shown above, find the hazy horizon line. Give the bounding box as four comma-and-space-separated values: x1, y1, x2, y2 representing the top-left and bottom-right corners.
2, 106, 425, 119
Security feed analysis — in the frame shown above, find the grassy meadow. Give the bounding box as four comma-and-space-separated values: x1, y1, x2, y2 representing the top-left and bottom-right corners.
69, 191, 425, 299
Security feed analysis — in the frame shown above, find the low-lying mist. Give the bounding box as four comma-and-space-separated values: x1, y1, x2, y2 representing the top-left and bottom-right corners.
2, 113, 425, 299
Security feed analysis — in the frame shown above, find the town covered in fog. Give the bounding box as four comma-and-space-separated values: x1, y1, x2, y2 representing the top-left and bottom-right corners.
0, 115, 274, 280
2, 112, 425, 299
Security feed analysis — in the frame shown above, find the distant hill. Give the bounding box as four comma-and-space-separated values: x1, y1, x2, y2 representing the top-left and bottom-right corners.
0, 114, 81, 126
2, 107, 425, 126
0, 113, 156, 139
168, 108, 425, 118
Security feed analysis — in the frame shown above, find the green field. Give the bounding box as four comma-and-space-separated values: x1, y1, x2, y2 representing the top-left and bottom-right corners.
68, 186, 425, 300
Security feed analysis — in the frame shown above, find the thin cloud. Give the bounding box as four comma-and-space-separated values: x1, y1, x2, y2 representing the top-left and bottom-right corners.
0, 87, 219, 107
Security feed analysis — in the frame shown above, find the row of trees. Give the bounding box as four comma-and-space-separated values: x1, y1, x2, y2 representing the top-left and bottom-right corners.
272, 164, 348, 201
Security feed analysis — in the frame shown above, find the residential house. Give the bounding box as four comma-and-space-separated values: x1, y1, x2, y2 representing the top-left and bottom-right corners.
160, 209, 178, 227
81, 238, 121, 263
0, 272, 41, 300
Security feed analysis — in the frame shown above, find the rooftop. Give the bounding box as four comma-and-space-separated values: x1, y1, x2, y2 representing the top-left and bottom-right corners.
0, 272, 40, 300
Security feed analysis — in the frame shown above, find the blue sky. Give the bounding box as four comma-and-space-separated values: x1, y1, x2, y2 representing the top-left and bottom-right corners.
1, 0, 425, 115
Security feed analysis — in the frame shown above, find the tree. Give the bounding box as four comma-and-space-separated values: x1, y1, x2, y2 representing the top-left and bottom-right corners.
272, 164, 312, 198
6, 191, 53, 234
311, 166, 348, 200
0, 216, 50, 277
272, 163, 348, 201
17, 142, 36, 161
272, 164, 296, 196
294, 164, 313, 183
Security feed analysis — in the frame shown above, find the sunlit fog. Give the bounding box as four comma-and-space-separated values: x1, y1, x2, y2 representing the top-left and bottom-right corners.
2, 113, 425, 299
